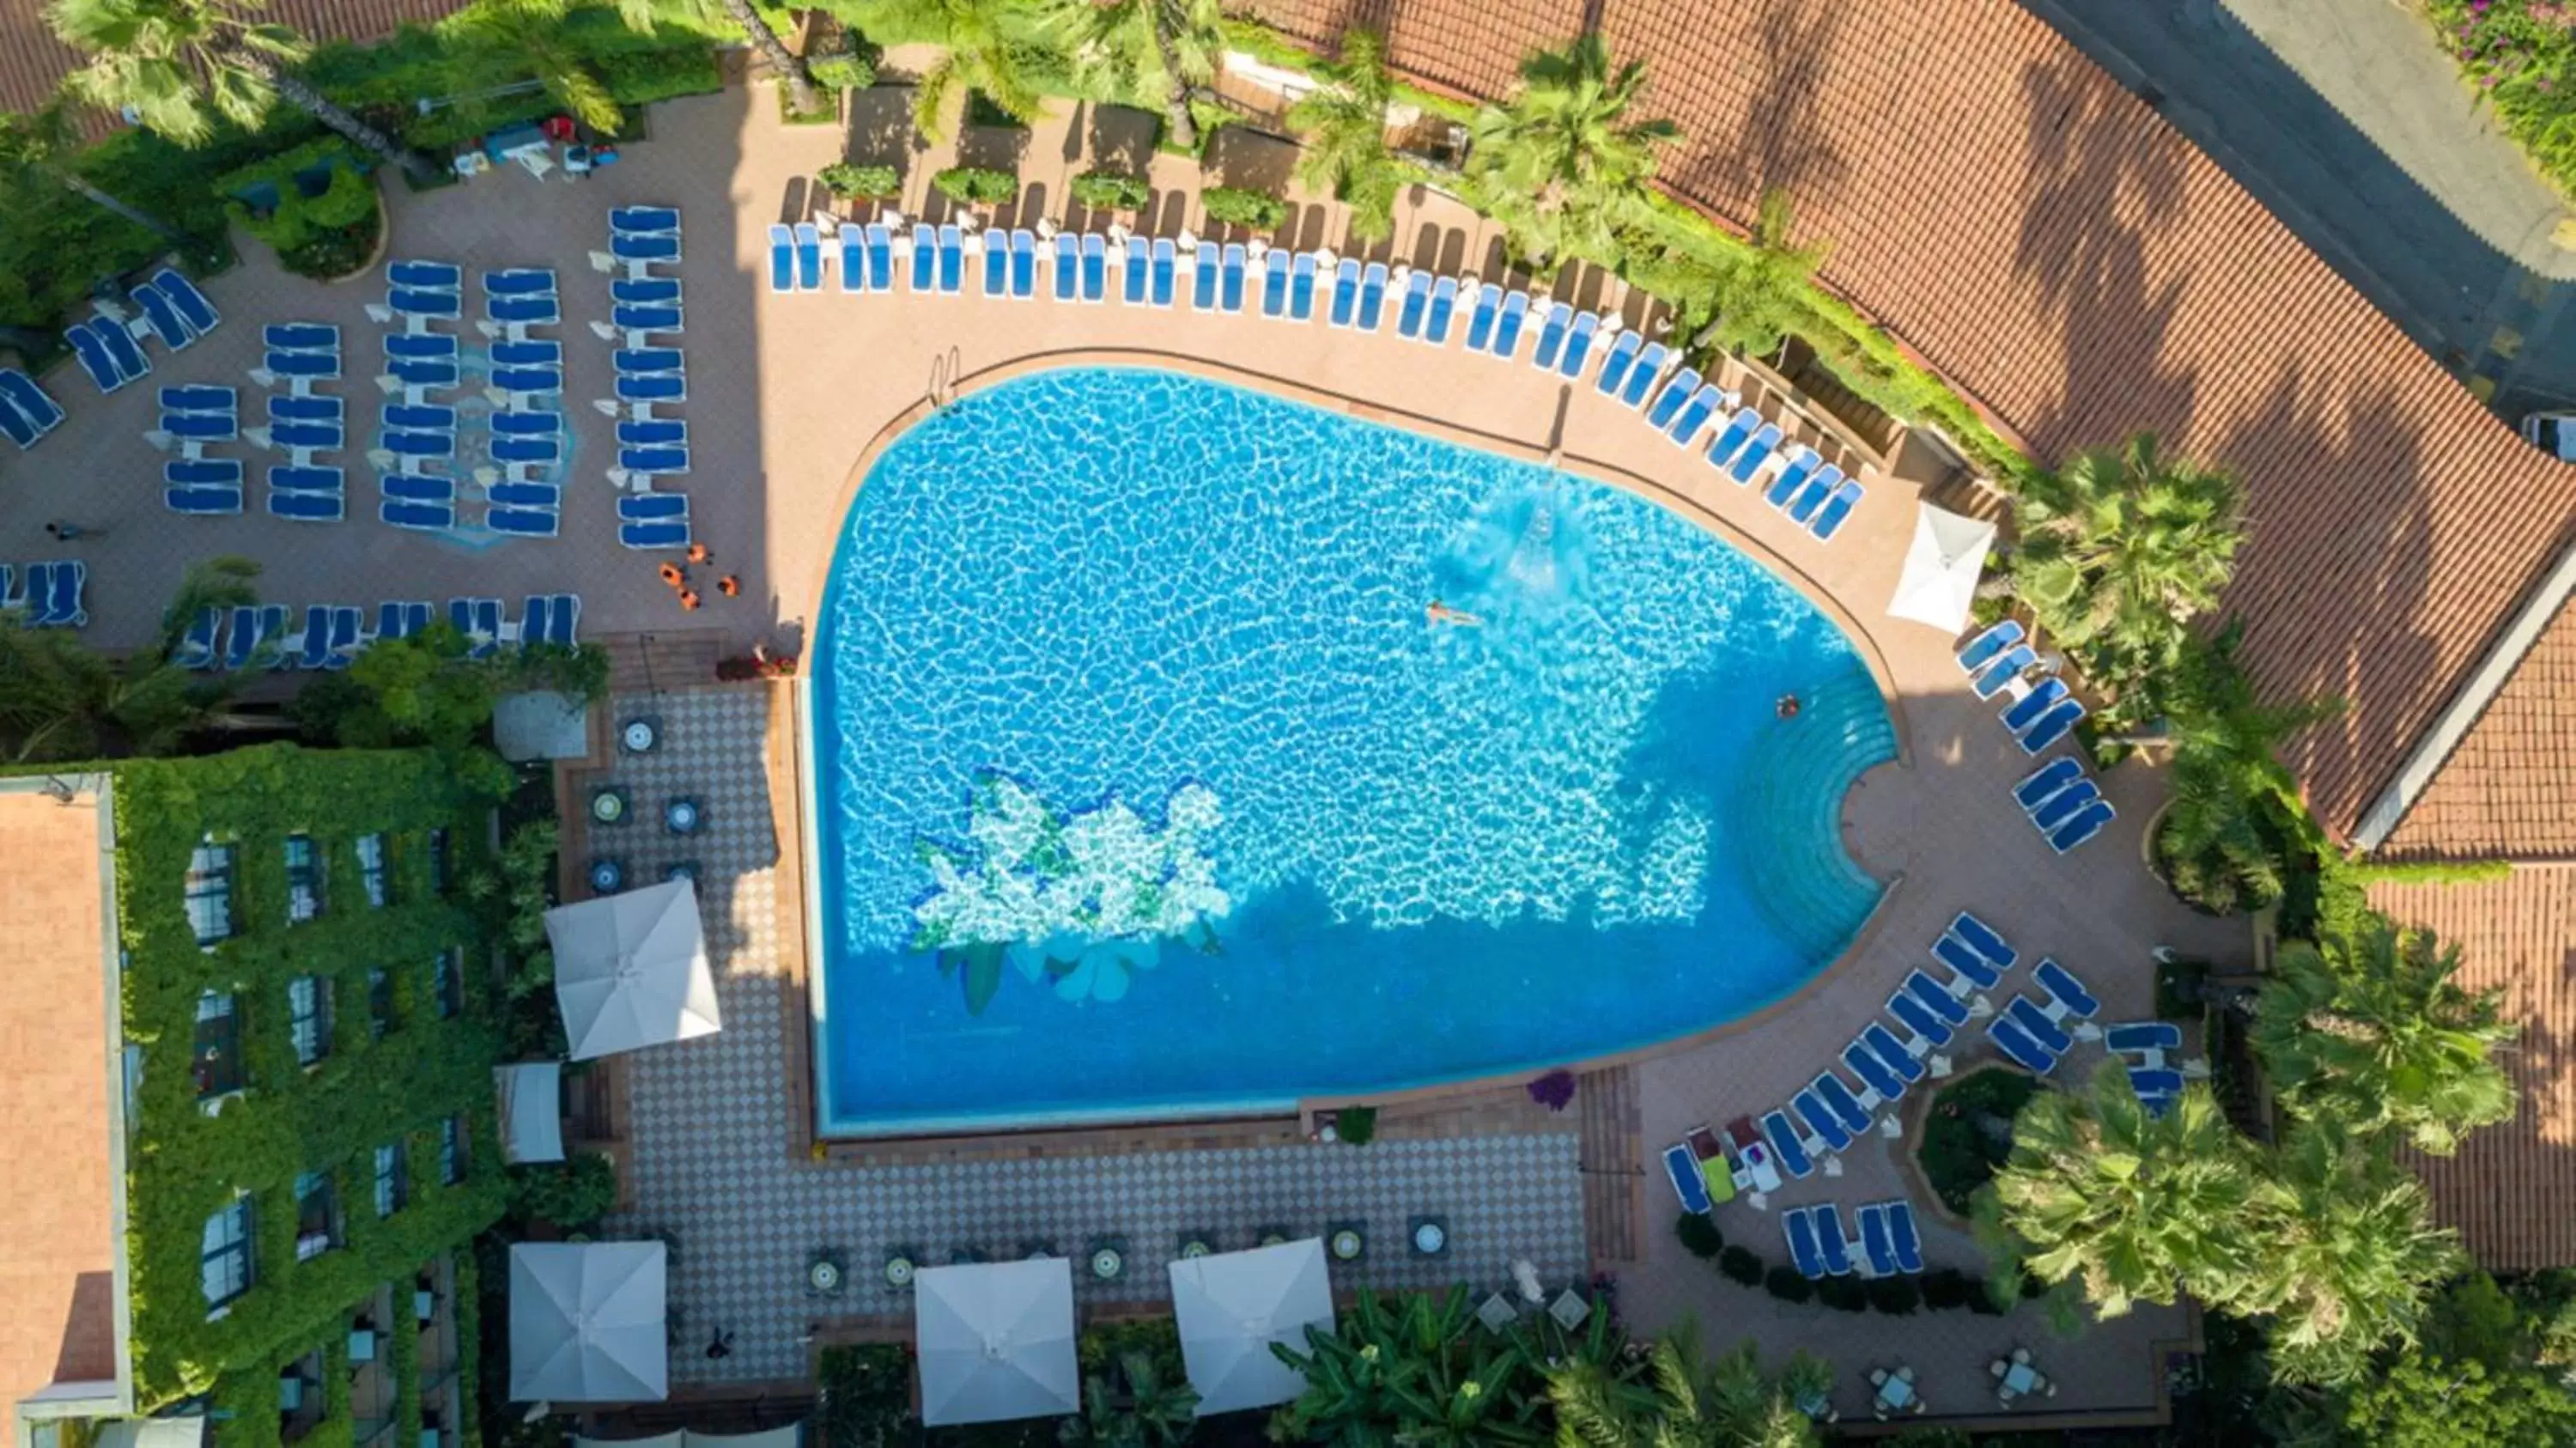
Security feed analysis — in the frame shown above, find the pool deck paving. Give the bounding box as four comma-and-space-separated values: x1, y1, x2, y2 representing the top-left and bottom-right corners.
3, 83, 2255, 1426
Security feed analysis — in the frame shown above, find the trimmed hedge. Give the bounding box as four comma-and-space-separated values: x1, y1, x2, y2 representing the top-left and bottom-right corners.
933, 166, 1019, 206
1675, 1211, 1723, 1259
598, 45, 726, 107
818, 162, 902, 201
1717, 1245, 1765, 1286
1764, 1266, 1813, 1303
1070, 169, 1150, 212
116, 745, 507, 1408
1202, 184, 1287, 231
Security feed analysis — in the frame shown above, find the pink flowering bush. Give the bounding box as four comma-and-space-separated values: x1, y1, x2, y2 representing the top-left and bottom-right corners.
2432, 0, 2576, 192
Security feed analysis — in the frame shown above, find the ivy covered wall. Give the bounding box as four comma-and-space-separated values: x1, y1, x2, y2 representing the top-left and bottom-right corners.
112, 745, 509, 1410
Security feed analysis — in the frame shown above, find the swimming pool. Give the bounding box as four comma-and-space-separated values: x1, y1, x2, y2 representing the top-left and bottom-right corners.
807, 368, 1896, 1135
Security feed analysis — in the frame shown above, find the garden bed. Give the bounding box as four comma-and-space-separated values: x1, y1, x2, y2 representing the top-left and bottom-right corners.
1916, 1065, 2039, 1215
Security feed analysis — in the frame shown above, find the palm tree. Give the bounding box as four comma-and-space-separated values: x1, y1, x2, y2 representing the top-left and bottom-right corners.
0, 96, 180, 239
1687, 187, 1825, 361
2253, 919, 2517, 1156
1074, 1349, 1198, 1447
0, 556, 262, 762
1286, 28, 1402, 242
868, 0, 1045, 141
617, 0, 823, 117
1545, 1323, 1824, 1448
1271, 1288, 1544, 1447
444, 0, 621, 136
2149, 620, 2343, 914
2248, 1122, 2464, 1386
2010, 432, 2245, 670
1990, 1063, 2267, 1318
1048, 0, 1220, 150
1463, 33, 1678, 269
51, 0, 436, 182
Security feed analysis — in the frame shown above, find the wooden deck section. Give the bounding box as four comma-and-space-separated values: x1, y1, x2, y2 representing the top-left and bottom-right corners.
1577, 1065, 1644, 1268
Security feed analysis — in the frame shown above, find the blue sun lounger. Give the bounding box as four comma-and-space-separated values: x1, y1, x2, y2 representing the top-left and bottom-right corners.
1785, 1208, 1826, 1279
614, 301, 685, 336
1759, 1110, 1816, 1178
1752, 453, 1812, 513
1887, 989, 1953, 1045
384, 430, 454, 459
1557, 310, 1598, 376
2002, 678, 2069, 734
1216, 243, 1244, 312
391, 286, 462, 319
1949, 912, 2016, 970
0, 368, 62, 436
1844, 1042, 1906, 1103
494, 411, 563, 437
1153, 239, 1177, 308
911, 223, 939, 292
270, 463, 343, 492
325, 606, 361, 668
1933, 935, 2002, 992
1905, 970, 1971, 1025
1425, 275, 1456, 343
1888, 1202, 1925, 1273
1643, 368, 1700, 431
1049, 234, 1077, 297
1288, 250, 1317, 319
1812, 1073, 1873, 1135
2050, 799, 2115, 854
386, 333, 457, 362
0, 400, 35, 450
1958, 618, 2025, 672
374, 602, 430, 640
616, 347, 683, 374
1012, 229, 1041, 299
2007, 996, 2073, 1055
611, 228, 682, 264
1791, 1089, 1853, 1152
1857, 1205, 1898, 1277
1489, 289, 1526, 355
390, 259, 461, 291
384, 403, 455, 432
866, 224, 894, 291
1726, 424, 1784, 484
939, 224, 965, 293
270, 394, 344, 427
1814, 1205, 1854, 1276
2014, 757, 2083, 812
484, 268, 556, 299
495, 340, 562, 368
2031, 780, 2101, 834
160, 383, 234, 414
1988, 1015, 2060, 1074
1663, 1141, 1713, 1214
1788, 465, 1842, 525
2107, 1021, 2181, 1055
611, 204, 679, 235
2034, 959, 2100, 1019
268, 347, 340, 381
489, 507, 557, 537
1971, 646, 2037, 699
1666, 385, 1722, 447
1619, 343, 1668, 407
382, 499, 454, 530
994, 228, 1019, 300
766, 223, 795, 292
1529, 301, 1571, 368
613, 277, 683, 307
618, 418, 683, 447
1595, 329, 1642, 394
1081, 234, 1108, 302
1863, 1025, 1924, 1081
381, 472, 453, 503
2019, 700, 2085, 753
1704, 410, 1760, 476
174, 608, 222, 670
617, 372, 685, 404
492, 435, 559, 465
839, 223, 867, 292
222, 605, 281, 668
149, 267, 220, 337
2130, 1067, 2184, 1100
269, 483, 344, 523
489, 480, 561, 509
620, 445, 689, 474
1262, 248, 1291, 318
134, 281, 194, 350
1357, 262, 1388, 330
1394, 268, 1430, 336
1463, 283, 1498, 349
491, 367, 561, 396
66, 320, 127, 392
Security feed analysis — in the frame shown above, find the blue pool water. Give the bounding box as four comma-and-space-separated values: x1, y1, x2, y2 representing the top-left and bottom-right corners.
809, 368, 1895, 1135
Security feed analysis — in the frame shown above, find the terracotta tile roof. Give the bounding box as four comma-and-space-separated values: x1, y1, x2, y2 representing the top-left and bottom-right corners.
2373, 868, 2576, 1269
1242, 0, 2576, 841
2380, 597, 2576, 861
0, 0, 458, 116
0, 788, 119, 1430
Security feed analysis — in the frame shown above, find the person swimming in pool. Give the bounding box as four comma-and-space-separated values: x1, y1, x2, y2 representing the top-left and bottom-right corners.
1777, 694, 1801, 719
1426, 599, 1484, 627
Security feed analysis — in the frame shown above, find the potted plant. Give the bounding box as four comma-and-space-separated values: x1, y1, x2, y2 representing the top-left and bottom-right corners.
817, 161, 901, 218
1070, 168, 1150, 222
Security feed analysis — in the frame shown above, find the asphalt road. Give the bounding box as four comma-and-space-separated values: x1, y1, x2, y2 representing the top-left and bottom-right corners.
2020, 0, 2576, 427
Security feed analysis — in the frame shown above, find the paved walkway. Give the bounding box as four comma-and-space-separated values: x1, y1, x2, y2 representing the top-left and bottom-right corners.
2023, 0, 2576, 417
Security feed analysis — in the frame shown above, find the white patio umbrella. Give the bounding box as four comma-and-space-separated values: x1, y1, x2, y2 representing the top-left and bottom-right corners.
914, 1257, 1078, 1427
1884, 503, 1997, 635
544, 880, 721, 1061
507, 1242, 668, 1402
1167, 1239, 1336, 1415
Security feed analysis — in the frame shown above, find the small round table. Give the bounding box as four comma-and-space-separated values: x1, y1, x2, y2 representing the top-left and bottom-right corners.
1090, 1248, 1125, 1281
588, 859, 625, 893
665, 798, 703, 835
883, 1256, 915, 1289
1329, 1229, 1364, 1262
808, 1258, 845, 1295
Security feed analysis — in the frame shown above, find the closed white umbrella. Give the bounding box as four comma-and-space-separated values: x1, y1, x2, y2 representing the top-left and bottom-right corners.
1168, 1239, 1336, 1415
1885, 504, 1997, 635
494, 1062, 565, 1164
545, 880, 721, 1061
508, 1242, 668, 1402
914, 1258, 1078, 1427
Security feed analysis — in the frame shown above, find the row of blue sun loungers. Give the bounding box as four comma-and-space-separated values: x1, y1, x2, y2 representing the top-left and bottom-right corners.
2105, 1019, 2185, 1112
1955, 618, 2087, 753
477, 269, 568, 538
250, 325, 348, 521
1, 561, 86, 627
2010, 755, 2117, 855
180, 593, 581, 671
0, 368, 64, 449
152, 385, 257, 516
374, 260, 467, 532
1783, 1200, 1926, 1280
65, 268, 221, 393
605, 206, 693, 547
1982, 958, 2101, 1076
789, 225, 1867, 544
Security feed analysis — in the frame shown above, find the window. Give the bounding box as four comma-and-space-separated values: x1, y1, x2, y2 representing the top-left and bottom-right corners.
283, 835, 325, 924
439, 1117, 465, 1186
287, 975, 332, 1068
293, 1170, 340, 1260
192, 991, 243, 1098
368, 969, 395, 1040
430, 947, 463, 1020
201, 1196, 253, 1310
357, 833, 391, 909
428, 828, 451, 897
373, 1141, 408, 1217
185, 841, 234, 946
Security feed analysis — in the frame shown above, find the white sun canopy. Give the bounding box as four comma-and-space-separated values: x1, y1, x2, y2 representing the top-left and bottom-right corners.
544, 880, 720, 1061
914, 1257, 1078, 1427
508, 1242, 668, 1402
1167, 1239, 1336, 1415
495, 1062, 565, 1164
1885, 503, 1997, 636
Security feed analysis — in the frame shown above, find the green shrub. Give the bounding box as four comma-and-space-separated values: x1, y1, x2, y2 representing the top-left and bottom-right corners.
817, 1342, 914, 1447
1763, 1266, 1813, 1303
219, 137, 379, 271
1334, 1104, 1377, 1145
1865, 1278, 1923, 1315
1919, 1067, 2041, 1214
504, 1153, 617, 1232
1674, 1212, 1723, 1259
598, 45, 725, 106
1718, 1245, 1765, 1286
1202, 184, 1287, 231
964, 90, 1029, 130
1921, 1267, 1978, 1311
811, 48, 878, 92
1070, 169, 1150, 212
932, 165, 1019, 206
1815, 1276, 1868, 1312
817, 161, 901, 201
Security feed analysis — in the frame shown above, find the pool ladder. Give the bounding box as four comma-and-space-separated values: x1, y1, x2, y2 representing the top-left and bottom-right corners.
927, 346, 963, 410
